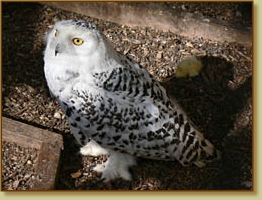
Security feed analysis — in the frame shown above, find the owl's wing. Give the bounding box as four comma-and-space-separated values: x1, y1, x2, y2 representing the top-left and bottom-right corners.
93, 54, 172, 118
91, 55, 219, 165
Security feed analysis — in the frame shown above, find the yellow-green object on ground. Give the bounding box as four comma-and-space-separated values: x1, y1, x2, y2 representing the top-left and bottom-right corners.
176, 56, 203, 78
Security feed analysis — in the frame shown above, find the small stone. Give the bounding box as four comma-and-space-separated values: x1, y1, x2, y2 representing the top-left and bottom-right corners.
11, 156, 18, 161
24, 174, 31, 179
71, 171, 82, 179
144, 49, 149, 56
39, 115, 45, 120
27, 160, 32, 165
156, 52, 163, 60
13, 180, 20, 189
54, 112, 62, 119
26, 85, 36, 94
202, 18, 210, 23
186, 41, 194, 48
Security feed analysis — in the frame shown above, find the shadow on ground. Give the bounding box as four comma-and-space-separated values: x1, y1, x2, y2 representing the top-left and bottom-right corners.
161, 56, 252, 189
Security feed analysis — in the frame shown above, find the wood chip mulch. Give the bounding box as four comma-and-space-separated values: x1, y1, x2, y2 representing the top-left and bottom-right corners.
2, 2, 252, 190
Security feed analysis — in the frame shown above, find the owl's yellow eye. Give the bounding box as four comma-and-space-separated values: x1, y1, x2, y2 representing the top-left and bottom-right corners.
55, 29, 59, 37
73, 38, 83, 46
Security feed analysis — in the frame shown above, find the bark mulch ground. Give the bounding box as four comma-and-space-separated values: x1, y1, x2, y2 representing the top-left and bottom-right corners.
2, 2, 252, 190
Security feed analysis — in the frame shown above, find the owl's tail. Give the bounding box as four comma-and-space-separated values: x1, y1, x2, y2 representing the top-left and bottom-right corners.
168, 99, 221, 168
193, 138, 221, 168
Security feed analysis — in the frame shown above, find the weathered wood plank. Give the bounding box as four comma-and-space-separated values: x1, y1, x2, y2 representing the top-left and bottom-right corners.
2, 117, 63, 190
43, 2, 252, 47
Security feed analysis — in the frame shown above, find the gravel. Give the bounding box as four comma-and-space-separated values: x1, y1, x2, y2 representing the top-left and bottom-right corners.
2, 2, 252, 190
2, 141, 39, 190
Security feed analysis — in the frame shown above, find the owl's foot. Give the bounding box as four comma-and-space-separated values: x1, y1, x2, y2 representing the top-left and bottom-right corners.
93, 151, 136, 182
80, 140, 109, 156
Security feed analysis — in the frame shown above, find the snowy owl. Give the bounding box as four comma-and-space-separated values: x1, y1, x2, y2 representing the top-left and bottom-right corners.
44, 20, 220, 181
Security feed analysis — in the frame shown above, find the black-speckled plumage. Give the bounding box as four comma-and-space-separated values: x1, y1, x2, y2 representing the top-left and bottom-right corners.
44, 20, 220, 181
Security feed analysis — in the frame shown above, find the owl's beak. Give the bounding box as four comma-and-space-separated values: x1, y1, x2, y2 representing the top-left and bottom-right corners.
55, 44, 60, 56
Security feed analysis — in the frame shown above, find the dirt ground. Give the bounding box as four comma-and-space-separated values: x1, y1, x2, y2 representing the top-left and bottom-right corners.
2, 2, 252, 190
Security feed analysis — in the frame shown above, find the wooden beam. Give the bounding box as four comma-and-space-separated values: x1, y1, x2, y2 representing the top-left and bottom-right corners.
43, 2, 252, 47
2, 117, 63, 190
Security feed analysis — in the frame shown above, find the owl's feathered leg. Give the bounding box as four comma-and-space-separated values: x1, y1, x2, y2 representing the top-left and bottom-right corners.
80, 140, 109, 156
93, 151, 136, 181
80, 141, 136, 181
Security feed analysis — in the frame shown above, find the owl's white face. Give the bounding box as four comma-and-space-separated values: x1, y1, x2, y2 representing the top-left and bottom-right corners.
44, 20, 120, 99
45, 20, 101, 59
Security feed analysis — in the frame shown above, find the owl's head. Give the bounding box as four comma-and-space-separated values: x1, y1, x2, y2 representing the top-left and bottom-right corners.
45, 20, 102, 58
